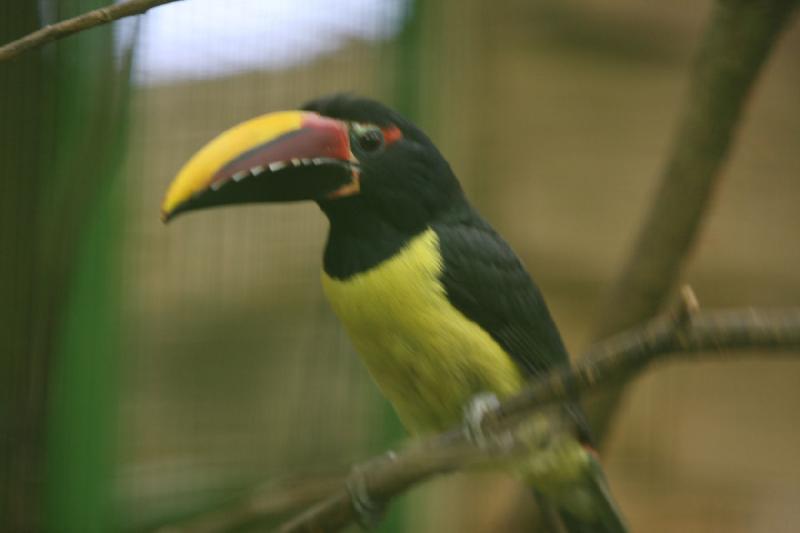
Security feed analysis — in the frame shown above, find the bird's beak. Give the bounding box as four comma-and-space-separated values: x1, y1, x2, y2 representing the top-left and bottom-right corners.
160, 111, 357, 222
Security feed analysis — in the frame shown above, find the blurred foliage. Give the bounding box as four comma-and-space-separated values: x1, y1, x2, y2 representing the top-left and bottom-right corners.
1, 3, 49, 529
0, 1, 133, 531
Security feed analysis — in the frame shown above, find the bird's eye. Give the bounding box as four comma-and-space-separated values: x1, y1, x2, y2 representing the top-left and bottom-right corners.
356, 127, 384, 153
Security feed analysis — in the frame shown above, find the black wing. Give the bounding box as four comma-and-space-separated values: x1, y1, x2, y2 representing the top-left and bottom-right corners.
432, 215, 569, 378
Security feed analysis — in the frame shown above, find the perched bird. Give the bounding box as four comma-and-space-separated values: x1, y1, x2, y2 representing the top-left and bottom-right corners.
161, 94, 627, 532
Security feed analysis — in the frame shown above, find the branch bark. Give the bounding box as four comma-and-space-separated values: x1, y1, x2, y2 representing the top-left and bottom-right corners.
155, 304, 800, 533
587, 0, 800, 443
278, 305, 800, 533
0, 0, 179, 62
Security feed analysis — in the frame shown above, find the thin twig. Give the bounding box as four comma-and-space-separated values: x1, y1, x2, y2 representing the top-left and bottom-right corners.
587, 0, 800, 443
155, 306, 800, 533
149, 474, 343, 533
0, 0, 179, 62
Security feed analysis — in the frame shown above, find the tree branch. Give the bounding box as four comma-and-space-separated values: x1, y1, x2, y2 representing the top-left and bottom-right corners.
156, 303, 800, 533
587, 0, 800, 443
0, 0, 179, 62
281, 305, 800, 533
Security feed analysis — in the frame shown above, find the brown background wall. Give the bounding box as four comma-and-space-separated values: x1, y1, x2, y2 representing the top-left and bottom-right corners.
117, 1, 800, 531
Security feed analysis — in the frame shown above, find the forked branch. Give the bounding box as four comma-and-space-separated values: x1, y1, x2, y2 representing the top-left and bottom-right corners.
587, 0, 800, 443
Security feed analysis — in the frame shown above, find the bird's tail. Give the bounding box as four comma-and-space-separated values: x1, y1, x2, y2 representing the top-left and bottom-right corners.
535, 450, 628, 533
512, 409, 627, 532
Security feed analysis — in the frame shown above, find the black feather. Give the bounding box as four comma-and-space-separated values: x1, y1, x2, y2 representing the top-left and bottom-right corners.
432, 208, 569, 377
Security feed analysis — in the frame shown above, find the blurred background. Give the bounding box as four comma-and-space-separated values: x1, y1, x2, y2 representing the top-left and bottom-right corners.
2, 0, 799, 532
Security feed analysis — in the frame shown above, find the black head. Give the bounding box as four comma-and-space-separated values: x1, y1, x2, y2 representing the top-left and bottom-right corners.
303, 94, 465, 235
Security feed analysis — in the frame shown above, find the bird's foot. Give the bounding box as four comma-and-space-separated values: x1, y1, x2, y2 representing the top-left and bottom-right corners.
462, 392, 514, 453
346, 450, 397, 530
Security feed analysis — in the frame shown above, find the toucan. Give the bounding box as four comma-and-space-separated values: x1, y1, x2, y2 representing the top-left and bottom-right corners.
161, 94, 627, 532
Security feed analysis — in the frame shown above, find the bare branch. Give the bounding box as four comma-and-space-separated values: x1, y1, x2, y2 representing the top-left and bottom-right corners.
588, 0, 800, 442
150, 474, 344, 533
0, 0, 179, 62
483, 306, 800, 437
156, 306, 800, 533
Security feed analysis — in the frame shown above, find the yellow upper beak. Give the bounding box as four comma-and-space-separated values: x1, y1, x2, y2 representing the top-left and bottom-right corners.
161, 110, 353, 222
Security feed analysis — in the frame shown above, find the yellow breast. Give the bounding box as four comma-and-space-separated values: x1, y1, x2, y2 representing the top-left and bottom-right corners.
321, 228, 524, 434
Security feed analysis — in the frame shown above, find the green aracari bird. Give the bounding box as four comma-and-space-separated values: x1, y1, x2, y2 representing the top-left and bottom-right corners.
161, 94, 627, 532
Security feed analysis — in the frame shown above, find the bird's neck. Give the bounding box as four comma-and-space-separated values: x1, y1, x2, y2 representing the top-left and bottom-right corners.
320, 198, 422, 279
319, 194, 475, 279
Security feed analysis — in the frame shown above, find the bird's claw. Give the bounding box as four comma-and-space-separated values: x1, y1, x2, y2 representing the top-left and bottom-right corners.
346, 451, 396, 530
463, 392, 514, 452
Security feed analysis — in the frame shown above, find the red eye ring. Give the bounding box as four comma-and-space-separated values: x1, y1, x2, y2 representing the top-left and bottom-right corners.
381, 125, 402, 146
